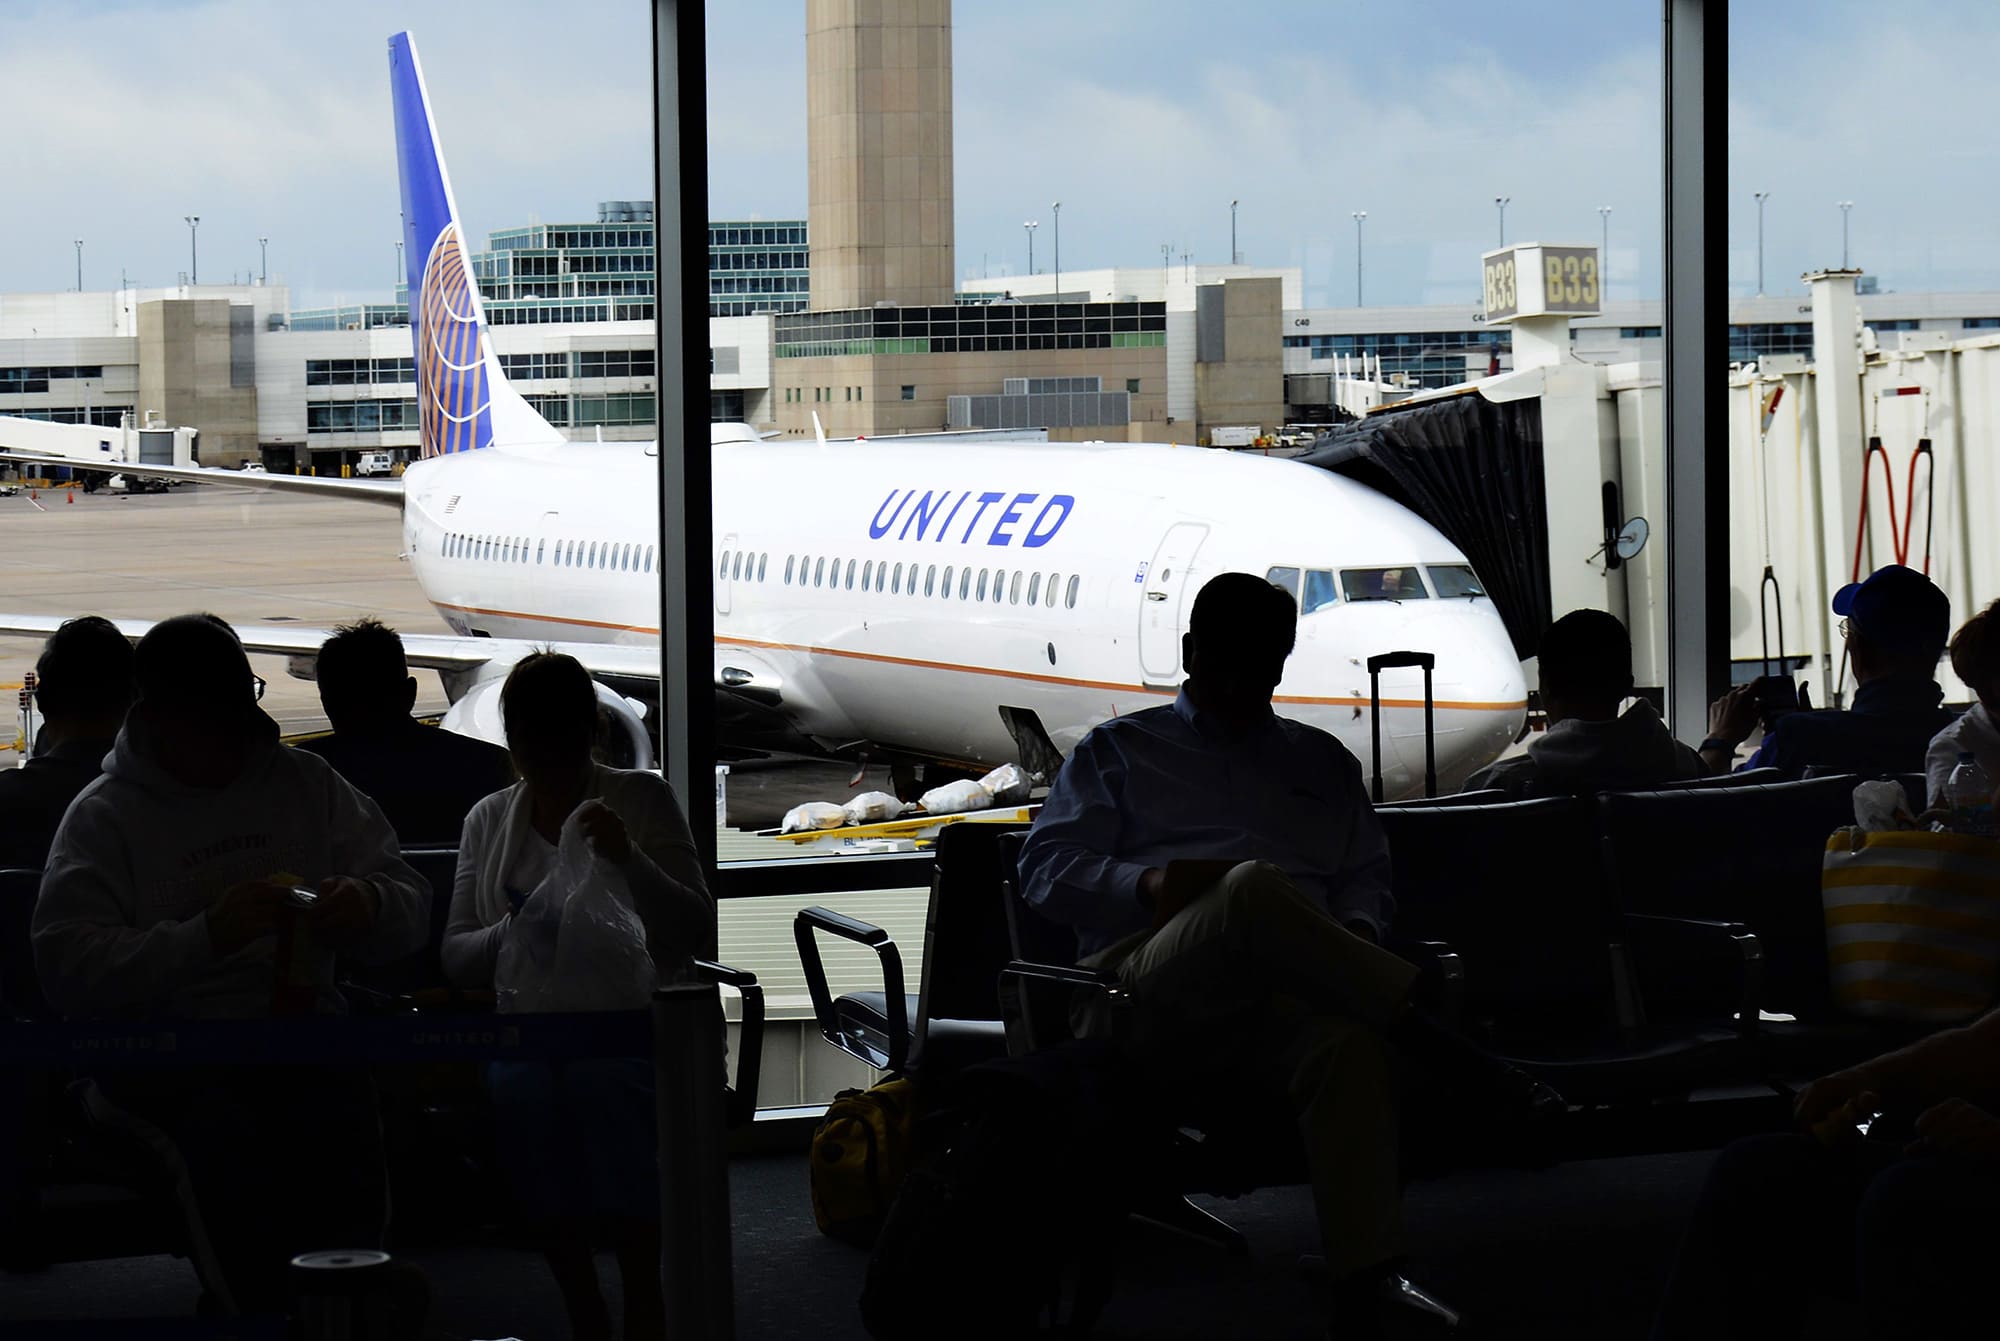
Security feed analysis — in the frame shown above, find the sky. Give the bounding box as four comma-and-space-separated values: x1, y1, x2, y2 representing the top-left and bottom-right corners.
2, 0, 1996, 311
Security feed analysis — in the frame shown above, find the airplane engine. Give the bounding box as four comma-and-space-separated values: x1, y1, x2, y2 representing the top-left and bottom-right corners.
440, 676, 656, 771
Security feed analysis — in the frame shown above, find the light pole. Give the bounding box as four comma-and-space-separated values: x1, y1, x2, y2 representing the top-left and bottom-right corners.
74, 238, 82, 292
1755, 191, 1771, 295
184, 215, 200, 285
1161, 241, 1171, 274
1231, 199, 1239, 265
1023, 219, 1037, 278
1494, 196, 1510, 248
395, 238, 404, 288
1351, 211, 1366, 307
1598, 205, 1612, 298
258, 236, 268, 285
1051, 200, 1061, 297
1838, 200, 1854, 269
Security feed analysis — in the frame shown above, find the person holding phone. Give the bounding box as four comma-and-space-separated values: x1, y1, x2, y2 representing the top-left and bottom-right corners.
1654, 1007, 2000, 1338
1018, 572, 1559, 1339
1699, 565, 1954, 778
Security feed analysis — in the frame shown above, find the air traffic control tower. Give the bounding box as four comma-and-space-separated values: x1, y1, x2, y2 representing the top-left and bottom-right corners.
775, 0, 1172, 441
806, 0, 955, 312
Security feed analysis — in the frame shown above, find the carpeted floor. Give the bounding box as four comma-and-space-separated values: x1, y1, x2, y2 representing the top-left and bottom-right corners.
2, 1148, 1718, 1339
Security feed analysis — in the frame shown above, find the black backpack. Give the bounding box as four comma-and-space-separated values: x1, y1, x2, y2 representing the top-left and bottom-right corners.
858, 1040, 1161, 1340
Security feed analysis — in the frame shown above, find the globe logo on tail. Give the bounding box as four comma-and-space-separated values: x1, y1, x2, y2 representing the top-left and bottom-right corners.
416, 223, 491, 457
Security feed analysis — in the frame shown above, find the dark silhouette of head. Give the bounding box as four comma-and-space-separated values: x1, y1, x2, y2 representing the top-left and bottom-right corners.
1537, 609, 1634, 724
316, 617, 417, 735
1183, 572, 1298, 731
34, 615, 134, 744
132, 613, 265, 788
1835, 565, 1950, 685
1949, 599, 2000, 713
501, 651, 598, 795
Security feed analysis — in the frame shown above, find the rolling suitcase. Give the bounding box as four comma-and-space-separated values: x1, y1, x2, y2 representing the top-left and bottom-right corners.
1366, 650, 1437, 803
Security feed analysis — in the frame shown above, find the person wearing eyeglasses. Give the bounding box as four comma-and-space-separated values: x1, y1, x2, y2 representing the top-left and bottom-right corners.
1699, 565, 1955, 779
30, 612, 431, 1315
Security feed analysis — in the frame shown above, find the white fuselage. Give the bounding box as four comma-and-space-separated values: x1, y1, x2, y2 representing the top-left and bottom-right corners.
399, 437, 1527, 794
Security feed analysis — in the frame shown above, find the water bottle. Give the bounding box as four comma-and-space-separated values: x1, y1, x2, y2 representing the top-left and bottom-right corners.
1946, 753, 1995, 838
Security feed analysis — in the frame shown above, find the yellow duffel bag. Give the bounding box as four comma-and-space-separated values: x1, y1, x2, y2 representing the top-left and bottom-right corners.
1822, 827, 2000, 1024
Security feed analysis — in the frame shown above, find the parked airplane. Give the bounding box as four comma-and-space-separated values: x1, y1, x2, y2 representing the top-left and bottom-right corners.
1, 30, 1527, 796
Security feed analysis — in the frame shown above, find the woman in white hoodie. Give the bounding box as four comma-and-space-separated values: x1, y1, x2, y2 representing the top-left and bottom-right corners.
442, 652, 711, 1341
1927, 601, 2000, 806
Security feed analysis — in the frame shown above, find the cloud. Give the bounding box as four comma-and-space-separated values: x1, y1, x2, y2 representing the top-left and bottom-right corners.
3, 0, 1995, 309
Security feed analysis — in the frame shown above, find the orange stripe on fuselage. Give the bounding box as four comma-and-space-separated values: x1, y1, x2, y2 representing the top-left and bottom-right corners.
428, 602, 1526, 712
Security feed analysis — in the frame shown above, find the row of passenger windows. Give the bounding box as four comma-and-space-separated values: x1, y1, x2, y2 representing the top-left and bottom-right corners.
441, 530, 657, 574
718, 548, 1083, 610
1265, 563, 1486, 614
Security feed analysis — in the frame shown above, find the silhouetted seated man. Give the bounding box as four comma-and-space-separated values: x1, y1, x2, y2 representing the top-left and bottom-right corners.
1700, 564, 1954, 778
1655, 1007, 2000, 1339
31, 613, 430, 1314
1925, 599, 2000, 805
296, 616, 516, 846
1019, 571, 1558, 1339
1465, 608, 1703, 798
0, 615, 132, 869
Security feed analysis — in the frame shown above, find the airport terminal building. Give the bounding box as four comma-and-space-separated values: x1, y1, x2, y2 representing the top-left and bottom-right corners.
7, 240, 2000, 472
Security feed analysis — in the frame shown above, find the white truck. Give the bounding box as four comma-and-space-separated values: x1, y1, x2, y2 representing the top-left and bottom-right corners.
1208, 425, 1261, 448
355, 452, 396, 477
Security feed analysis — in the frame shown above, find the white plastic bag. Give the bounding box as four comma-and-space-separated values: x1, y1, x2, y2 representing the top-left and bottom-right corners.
977, 763, 1037, 806
918, 778, 993, 815
495, 811, 655, 1014
842, 791, 910, 825
1853, 779, 1919, 832
780, 801, 850, 834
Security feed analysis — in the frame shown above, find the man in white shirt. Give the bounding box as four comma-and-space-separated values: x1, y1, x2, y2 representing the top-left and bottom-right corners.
1021, 572, 1556, 1338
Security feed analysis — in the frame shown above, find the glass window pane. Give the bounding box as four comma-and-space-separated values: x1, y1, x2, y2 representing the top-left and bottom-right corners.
1429, 564, 1486, 598
1303, 570, 1340, 614
1266, 566, 1302, 600
1066, 574, 1080, 608
1340, 567, 1429, 602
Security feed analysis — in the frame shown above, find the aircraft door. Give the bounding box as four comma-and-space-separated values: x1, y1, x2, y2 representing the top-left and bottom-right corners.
716, 531, 738, 616
1138, 521, 1209, 684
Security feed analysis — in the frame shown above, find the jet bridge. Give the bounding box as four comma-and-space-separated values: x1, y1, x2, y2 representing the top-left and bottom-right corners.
1299, 242, 1667, 697
0, 413, 198, 484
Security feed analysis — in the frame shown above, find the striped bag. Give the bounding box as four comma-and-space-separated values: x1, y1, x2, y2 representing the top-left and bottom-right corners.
1821, 828, 2000, 1023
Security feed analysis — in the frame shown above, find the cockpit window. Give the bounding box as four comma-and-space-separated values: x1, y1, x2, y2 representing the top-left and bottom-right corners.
1302, 569, 1340, 615
1428, 564, 1487, 599
1265, 566, 1301, 602
1340, 567, 1430, 602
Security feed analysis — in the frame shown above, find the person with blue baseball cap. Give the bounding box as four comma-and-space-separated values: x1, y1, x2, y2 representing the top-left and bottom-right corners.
1699, 564, 1955, 778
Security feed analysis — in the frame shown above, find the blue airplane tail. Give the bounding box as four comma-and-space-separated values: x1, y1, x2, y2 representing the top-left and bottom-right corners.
389, 32, 561, 457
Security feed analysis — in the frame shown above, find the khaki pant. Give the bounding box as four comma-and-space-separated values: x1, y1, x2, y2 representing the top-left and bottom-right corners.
1079, 860, 1419, 1276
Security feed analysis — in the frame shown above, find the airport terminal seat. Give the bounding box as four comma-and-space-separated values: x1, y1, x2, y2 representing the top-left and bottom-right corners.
794, 821, 1026, 1077
1646, 766, 1786, 792
0, 868, 220, 1284
1375, 798, 1768, 1140
1375, 787, 1508, 810
1598, 775, 1937, 1079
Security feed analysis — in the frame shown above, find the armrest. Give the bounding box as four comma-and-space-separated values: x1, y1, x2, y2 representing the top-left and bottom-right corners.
996, 959, 1128, 1059
692, 959, 764, 1127
1624, 913, 1763, 1037
792, 906, 909, 1073
998, 960, 1124, 996
1386, 936, 1464, 1029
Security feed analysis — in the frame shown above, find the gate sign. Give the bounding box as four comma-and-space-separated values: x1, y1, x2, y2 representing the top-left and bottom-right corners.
1481, 244, 1601, 322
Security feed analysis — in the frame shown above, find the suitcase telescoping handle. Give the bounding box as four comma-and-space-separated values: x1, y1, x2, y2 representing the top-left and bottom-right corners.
1366, 650, 1437, 803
